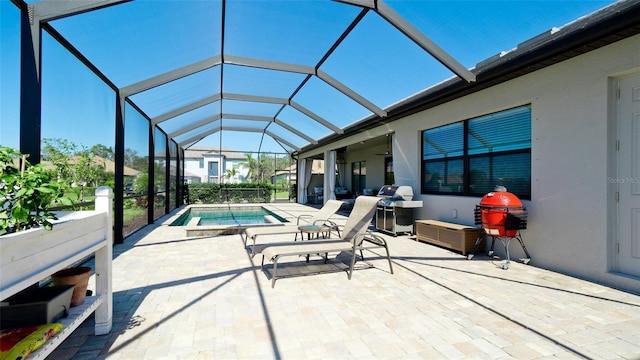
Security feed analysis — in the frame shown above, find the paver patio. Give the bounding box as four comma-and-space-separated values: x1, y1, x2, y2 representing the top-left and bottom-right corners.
51, 203, 640, 359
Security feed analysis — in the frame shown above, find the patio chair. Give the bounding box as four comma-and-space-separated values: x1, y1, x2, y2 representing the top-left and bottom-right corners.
244, 199, 344, 256
260, 196, 394, 287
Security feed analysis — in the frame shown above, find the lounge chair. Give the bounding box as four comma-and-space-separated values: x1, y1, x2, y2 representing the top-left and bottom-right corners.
244, 199, 344, 256
260, 196, 394, 287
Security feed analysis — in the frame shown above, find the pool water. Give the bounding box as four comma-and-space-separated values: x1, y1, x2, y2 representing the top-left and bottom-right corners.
170, 207, 287, 226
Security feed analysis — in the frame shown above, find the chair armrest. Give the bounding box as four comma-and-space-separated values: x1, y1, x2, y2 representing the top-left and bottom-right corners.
312, 219, 338, 228
363, 233, 387, 247
347, 231, 371, 246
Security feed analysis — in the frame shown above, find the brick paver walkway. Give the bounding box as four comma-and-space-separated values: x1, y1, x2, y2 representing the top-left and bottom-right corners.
52, 203, 640, 359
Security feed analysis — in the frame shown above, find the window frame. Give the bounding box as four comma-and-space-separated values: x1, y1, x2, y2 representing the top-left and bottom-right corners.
208, 161, 219, 176
421, 105, 531, 199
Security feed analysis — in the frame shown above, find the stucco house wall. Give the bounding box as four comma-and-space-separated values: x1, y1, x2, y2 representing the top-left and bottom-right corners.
182, 148, 248, 184
183, 157, 205, 183
391, 34, 639, 293
343, 143, 389, 194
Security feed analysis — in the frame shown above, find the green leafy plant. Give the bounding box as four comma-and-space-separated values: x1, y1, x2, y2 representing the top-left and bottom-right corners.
184, 182, 274, 204
0, 146, 75, 235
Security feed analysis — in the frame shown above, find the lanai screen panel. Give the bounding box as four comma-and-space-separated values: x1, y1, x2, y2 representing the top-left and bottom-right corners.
1, 3, 20, 145
219, 131, 290, 154
221, 100, 285, 118
33, 0, 484, 154
319, 11, 455, 108
263, 123, 308, 150
291, 77, 374, 130
49, 1, 222, 88
220, 119, 269, 131
224, 0, 361, 66
222, 65, 307, 100
158, 102, 221, 136
173, 121, 223, 145
40, 32, 116, 152
9, 0, 621, 154
129, 67, 222, 120
276, 106, 335, 141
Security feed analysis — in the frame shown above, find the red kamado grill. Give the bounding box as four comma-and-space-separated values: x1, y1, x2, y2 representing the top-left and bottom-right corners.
477, 187, 526, 237
468, 186, 531, 269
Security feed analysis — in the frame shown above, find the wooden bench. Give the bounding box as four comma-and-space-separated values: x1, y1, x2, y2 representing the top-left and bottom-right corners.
415, 220, 483, 255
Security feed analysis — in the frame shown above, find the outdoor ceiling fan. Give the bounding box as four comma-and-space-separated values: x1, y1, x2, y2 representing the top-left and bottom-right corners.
376, 134, 392, 156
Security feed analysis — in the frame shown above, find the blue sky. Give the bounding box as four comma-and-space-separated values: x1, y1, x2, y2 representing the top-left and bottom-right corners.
0, 0, 617, 155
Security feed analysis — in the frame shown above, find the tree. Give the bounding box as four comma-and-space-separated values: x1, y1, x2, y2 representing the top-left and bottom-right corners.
134, 172, 148, 195
239, 153, 292, 184
257, 155, 270, 182
124, 148, 148, 170
225, 168, 238, 183
90, 144, 114, 161
276, 178, 288, 191
41, 138, 104, 201
42, 138, 75, 180
240, 154, 259, 182
72, 148, 106, 201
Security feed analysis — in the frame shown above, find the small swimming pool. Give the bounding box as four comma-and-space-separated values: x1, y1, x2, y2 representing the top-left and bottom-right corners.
169, 206, 289, 236
170, 206, 287, 226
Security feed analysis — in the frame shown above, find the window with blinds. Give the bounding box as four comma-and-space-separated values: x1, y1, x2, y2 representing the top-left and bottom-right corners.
421, 105, 531, 198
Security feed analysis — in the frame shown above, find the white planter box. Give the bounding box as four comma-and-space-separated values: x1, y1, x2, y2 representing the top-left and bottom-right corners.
0, 187, 113, 359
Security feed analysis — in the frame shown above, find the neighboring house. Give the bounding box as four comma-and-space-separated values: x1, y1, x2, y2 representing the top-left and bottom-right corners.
271, 159, 324, 186
42, 155, 140, 185
92, 156, 140, 193
271, 166, 295, 186
91, 156, 140, 178
299, 3, 640, 294
182, 146, 248, 184
168, 164, 200, 185
181, 168, 201, 184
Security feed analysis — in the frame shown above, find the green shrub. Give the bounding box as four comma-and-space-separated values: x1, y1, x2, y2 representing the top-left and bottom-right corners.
185, 182, 274, 204
123, 198, 135, 209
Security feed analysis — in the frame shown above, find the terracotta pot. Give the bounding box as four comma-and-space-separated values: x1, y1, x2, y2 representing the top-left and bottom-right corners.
51, 266, 92, 307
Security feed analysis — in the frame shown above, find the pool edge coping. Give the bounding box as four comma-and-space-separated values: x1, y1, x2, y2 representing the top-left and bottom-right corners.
164, 204, 293, 237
